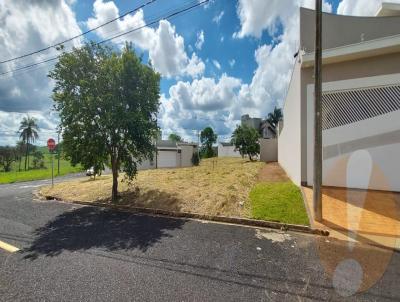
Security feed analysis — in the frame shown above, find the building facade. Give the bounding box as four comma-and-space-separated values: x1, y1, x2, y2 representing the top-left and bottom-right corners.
278, 5, 400, 191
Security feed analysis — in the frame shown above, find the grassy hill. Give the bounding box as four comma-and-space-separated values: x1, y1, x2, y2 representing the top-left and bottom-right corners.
0, 145, 82, 184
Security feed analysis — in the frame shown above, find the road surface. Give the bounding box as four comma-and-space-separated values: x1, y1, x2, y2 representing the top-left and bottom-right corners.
0, 177, 399, 301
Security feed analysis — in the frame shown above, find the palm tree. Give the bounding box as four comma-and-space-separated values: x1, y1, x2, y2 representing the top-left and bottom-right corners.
16, 141, 25, 172
266, 106, 283, 128
19, 116, 39, 171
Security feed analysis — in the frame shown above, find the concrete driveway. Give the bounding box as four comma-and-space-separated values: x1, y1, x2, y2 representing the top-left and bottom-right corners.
303, 187, 400, 250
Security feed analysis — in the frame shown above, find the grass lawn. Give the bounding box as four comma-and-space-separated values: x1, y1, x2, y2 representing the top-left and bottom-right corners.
0, 146, 82, 184
250, 182, 310, 226
40, 158, 309, 225
41, 157, 264, 217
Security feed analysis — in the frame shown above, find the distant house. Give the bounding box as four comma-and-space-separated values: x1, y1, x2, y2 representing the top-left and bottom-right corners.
240, 114, 278, 162
218, 142, 242, 158
241, 114, 277, 139
278, 4, 400, 191
138, 140, 198, 170
260, 120, 277, 139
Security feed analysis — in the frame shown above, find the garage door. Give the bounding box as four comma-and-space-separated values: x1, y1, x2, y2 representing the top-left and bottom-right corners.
307, 82, 400, 191
157, 150, 177, 168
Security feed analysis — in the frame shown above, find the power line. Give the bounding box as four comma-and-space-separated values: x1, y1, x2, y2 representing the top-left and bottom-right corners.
0, 0, 208, 78
0, 1, 198, 79
0, 0, 157, 65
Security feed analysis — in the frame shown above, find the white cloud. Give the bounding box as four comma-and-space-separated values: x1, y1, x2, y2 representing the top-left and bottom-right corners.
87, 0, 204, 78
229, 59, 236, 68
195, 30, 204, 50
233, 0, 332, 39
213, 60, 221, 70
337, 0, 400, 16
158, 74, 241, 141
0, 0, 82, 145
227, 0, 334, 121
186, 53, 205, 78
212, 11, 225, 24
199, 0, 214, 10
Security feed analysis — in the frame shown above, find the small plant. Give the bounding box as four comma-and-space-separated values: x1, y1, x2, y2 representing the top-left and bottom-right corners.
191, 152, 200, 166
32, 150, 45, 169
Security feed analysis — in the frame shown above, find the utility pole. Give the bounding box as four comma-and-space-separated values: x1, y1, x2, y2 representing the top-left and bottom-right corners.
313, 0, 323, 222
197, 129, 200, 159
57, 130, 61, 176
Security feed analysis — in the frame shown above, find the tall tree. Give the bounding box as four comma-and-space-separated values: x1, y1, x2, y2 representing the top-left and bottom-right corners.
200, 127, 217, 158
231, 125, 260, 161
0, 146, 17, 172
18, 116, 39, 170
168, 133, 182, 143
266, 106, 283, 128
49, 42, 160, 202
16, 141, 25, 172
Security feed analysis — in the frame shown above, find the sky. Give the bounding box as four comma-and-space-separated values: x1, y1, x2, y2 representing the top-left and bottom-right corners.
0, 0, 397, 145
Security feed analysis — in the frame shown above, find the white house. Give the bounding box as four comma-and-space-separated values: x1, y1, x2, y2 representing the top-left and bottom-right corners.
138, 140, 198, 170
218, 142, 242, 158
278, 4, 400, 192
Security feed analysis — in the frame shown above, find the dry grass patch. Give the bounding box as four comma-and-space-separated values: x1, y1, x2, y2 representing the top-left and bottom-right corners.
40, 157, 264, 217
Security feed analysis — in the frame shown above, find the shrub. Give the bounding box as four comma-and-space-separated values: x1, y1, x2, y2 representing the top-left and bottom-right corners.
191, 152, 200, 166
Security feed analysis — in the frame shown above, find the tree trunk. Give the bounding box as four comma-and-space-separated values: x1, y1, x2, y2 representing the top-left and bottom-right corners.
111, 155, 119, 202
248, 154, 257, 162
18, 156, 22, 172
24, 143, 28, 171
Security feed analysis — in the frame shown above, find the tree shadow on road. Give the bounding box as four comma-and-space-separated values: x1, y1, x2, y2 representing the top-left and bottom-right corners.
23, 205, 186, 260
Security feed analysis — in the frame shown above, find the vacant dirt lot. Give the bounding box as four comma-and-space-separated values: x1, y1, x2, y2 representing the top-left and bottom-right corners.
40, 158, 265, 217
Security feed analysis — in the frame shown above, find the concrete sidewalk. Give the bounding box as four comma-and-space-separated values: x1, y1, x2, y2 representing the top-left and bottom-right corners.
302, 186, 400, 250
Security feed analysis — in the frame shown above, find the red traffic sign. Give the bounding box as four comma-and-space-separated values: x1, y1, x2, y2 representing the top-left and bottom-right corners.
47, 138, 56, 152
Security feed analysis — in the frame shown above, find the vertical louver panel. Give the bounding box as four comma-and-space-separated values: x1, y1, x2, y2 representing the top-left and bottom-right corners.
322, 85, 400, 130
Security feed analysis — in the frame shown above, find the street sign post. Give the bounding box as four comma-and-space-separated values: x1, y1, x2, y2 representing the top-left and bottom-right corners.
47, 138, 56, 188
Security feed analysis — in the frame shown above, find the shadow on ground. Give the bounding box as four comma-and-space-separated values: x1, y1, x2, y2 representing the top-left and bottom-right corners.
117, 188, 184, 212
23, 206, 186, 260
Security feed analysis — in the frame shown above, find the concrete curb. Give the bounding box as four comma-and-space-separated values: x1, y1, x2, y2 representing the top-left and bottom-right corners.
300, 186, 316, 229
40, 193, 330, 237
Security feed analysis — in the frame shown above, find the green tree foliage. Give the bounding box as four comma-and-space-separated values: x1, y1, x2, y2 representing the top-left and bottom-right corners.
168, 133, 182, 143
200, 127, 217, 158
231, 125, 260, 161
266, 106, 283, 128
18, 116, 39, 170
191, 152, 200, 166
0, 146, 17, 172
49, 42, 160, 202
32, 150, 45, 169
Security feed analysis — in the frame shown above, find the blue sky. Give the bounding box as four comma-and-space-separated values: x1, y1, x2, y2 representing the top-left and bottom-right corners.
0, 0, 389, 145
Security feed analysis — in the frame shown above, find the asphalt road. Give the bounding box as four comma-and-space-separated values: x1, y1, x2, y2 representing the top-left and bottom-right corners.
0, 177, 399, 301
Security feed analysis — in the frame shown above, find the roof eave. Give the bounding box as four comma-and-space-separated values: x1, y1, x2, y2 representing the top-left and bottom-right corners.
301, 34, 400, 67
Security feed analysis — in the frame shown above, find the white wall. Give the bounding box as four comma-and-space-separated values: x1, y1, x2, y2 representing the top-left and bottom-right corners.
307, 74, 400, 191
180, 145, 195, 167
260, 139, 278, 162
218, 144, 241, 158
137, 159, 156, 170
157, 150, 179, 168
278, 60, 302, 185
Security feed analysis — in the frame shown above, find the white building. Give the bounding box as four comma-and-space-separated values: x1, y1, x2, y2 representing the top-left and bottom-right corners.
138, 140, 198, 170
218, 142, 242, 158
278, 5, 400, 191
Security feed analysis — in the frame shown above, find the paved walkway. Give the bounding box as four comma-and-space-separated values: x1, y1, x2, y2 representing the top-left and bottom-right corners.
302, 186, 400, 250
257, 162, 290, 182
